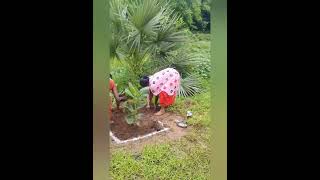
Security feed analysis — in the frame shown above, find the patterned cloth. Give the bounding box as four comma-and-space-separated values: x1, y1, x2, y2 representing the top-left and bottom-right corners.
149, 68, 181, 96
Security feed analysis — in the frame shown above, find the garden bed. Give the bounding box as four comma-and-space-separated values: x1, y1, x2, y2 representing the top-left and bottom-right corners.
110, 107, 170, 144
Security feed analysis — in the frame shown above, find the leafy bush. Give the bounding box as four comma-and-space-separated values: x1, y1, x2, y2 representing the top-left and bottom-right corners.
169, 0, 211, 32
110, 67, 130, 91
195, 58, 211, 79
122, 82, 149, 125
110, 59, 141, 90
186, 34, 211, 79
148, 49, 200, 77
192, 33, 211, 41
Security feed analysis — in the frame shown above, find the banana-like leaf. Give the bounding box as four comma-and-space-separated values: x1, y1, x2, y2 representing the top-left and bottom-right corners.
127, 104, 134, 112
125, 88, 134, 99
128, 82, 139, 97
137, 102, 146, 109
139, 87, 149, 95
125, 115, 136, 124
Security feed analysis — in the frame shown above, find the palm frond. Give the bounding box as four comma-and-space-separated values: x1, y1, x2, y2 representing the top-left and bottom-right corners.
150, 49, 202, 76
125, 0, 164, 52
178, 75, 202, 97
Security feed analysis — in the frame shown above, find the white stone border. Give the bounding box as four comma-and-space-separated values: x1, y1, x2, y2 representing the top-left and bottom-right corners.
110, 121, 170, 144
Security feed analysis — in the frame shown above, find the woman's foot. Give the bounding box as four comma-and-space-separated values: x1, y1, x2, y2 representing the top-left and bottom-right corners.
155, 107, 165, 116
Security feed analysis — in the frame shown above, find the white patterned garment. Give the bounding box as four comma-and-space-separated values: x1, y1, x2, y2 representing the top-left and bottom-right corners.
149, 68, 181, 96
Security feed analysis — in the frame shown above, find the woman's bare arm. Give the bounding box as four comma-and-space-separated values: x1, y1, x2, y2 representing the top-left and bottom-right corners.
147, 89, 153, 108
112, 84, 124, 102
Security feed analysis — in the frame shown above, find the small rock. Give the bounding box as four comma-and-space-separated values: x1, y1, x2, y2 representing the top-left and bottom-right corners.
187, 111, 192, 117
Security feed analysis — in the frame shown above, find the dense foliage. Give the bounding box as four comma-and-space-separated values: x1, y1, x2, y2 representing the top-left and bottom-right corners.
122, 83, 149, 125
170, 0, 211, 32
110, 0, 209, 98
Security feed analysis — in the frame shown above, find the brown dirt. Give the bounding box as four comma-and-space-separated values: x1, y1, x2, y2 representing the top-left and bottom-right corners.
110, 106, 190, 152
110, 108, 164, 140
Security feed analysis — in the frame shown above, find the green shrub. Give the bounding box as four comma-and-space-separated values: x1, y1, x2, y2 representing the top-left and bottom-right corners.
122, 83, 149, 125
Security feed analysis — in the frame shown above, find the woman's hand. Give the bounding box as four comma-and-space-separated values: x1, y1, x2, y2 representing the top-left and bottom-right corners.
117, 92, 127, 101
119, 96, 127, 101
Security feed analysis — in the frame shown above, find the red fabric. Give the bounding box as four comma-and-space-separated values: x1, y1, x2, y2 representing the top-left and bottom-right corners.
159, 91, 176, 107
109, 79, 115, 91
109, 79, 115, 120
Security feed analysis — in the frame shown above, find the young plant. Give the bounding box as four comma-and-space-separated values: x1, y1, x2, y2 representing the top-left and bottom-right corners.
122, 82, 149, 125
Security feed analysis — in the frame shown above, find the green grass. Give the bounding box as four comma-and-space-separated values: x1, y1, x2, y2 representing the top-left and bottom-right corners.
111, 131, 211, 180
168, 91, 211, 127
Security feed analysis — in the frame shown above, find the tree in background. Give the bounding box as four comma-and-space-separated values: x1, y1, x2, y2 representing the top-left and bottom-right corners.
170, 0, 211, 32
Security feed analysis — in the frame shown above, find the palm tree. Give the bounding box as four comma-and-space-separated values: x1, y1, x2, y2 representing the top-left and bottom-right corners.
111, 0, 185, 71
110, 0, 203, 97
